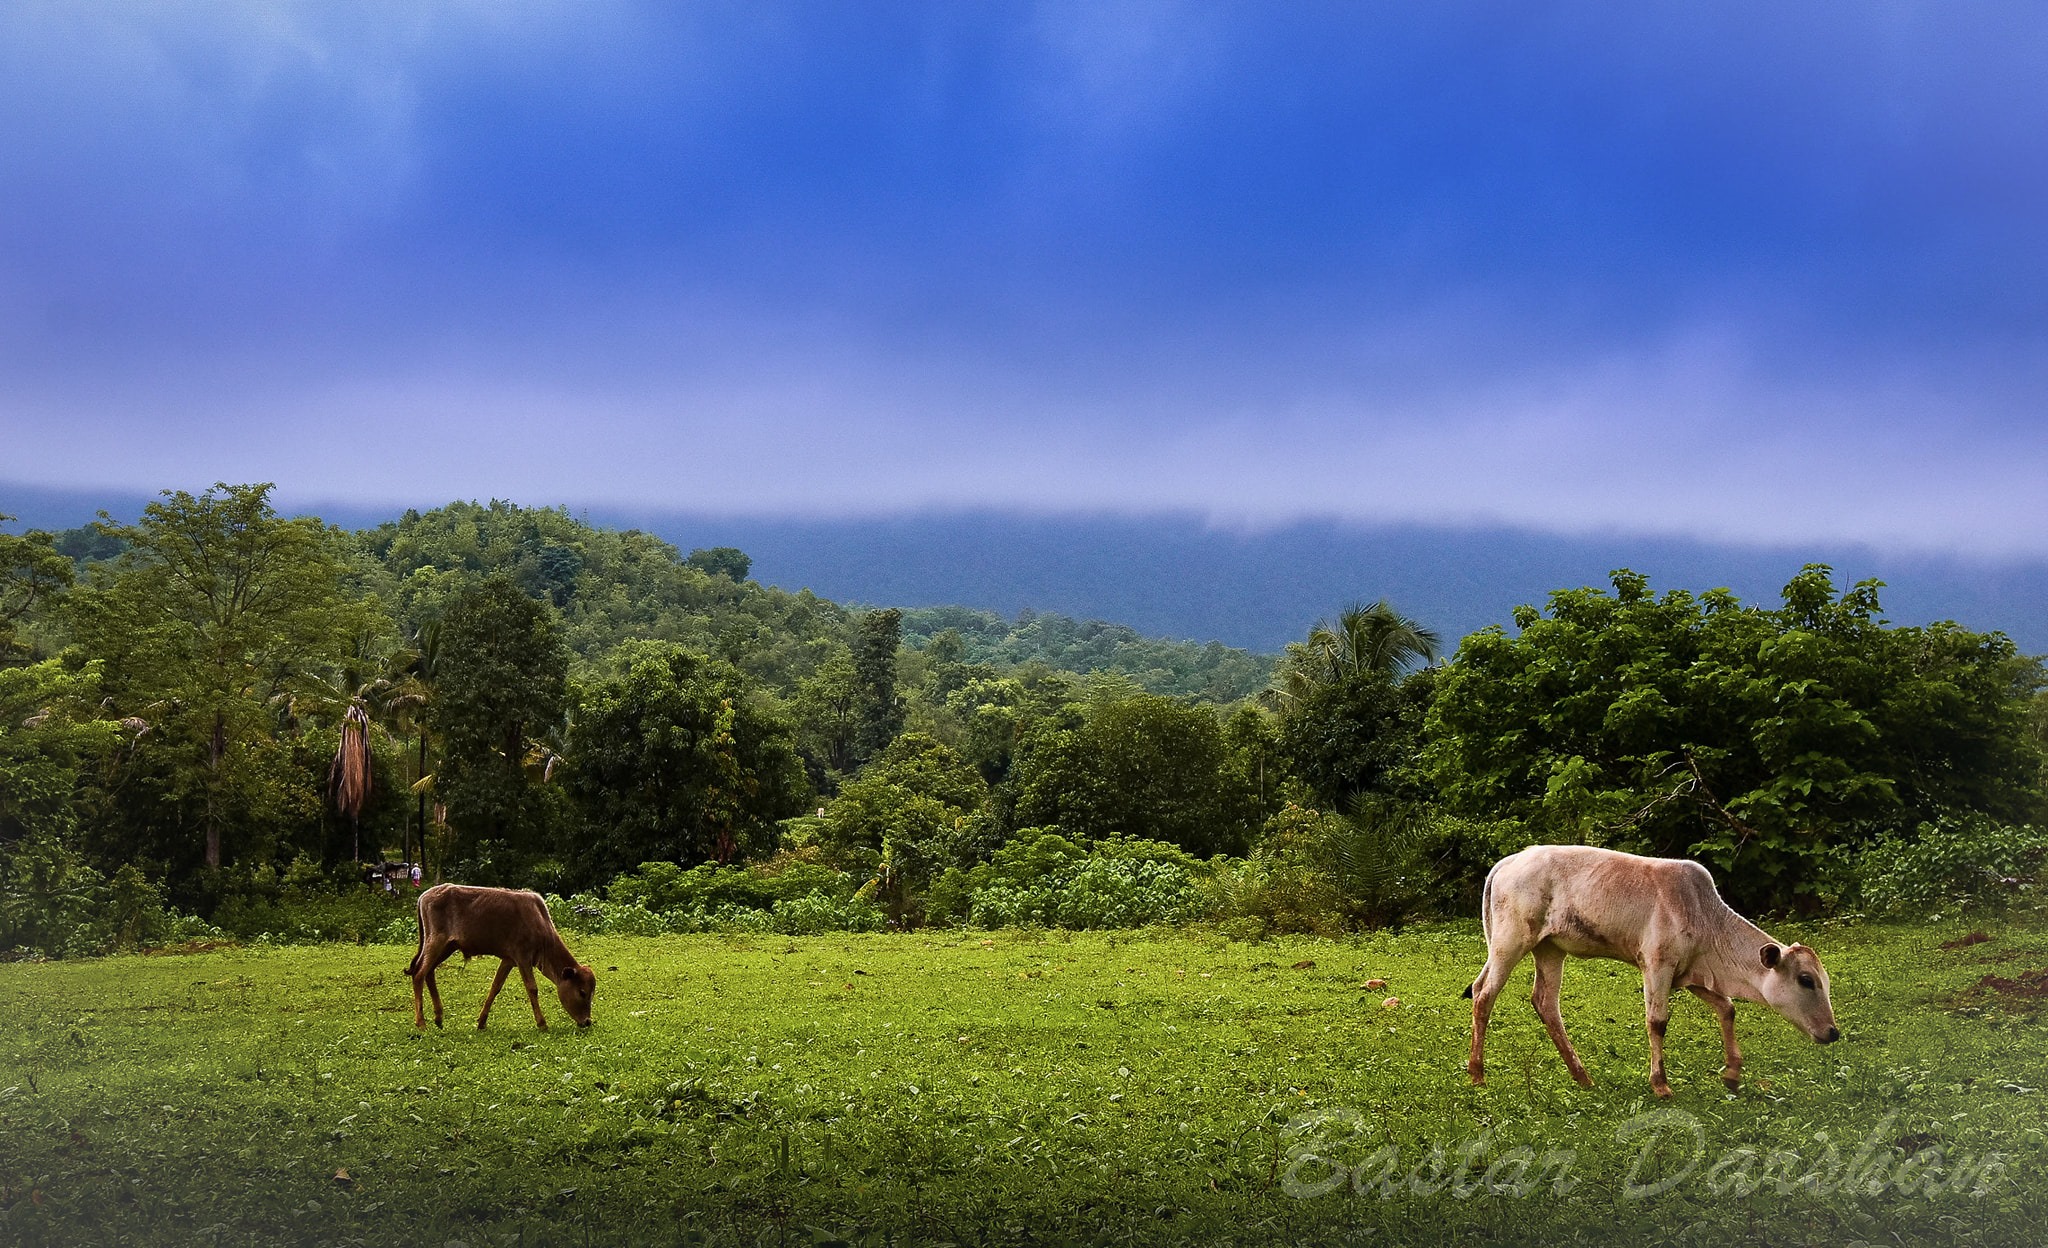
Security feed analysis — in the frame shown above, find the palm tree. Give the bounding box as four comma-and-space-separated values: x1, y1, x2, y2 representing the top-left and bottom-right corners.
1268, 600, 1440, 713
329, 700, 374, 862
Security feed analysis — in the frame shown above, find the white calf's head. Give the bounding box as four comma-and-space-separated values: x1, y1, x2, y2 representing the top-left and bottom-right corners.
1757, 943, 1839, 1043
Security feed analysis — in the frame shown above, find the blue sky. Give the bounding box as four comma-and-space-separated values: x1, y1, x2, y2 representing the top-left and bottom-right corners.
4, 3, 2045, 553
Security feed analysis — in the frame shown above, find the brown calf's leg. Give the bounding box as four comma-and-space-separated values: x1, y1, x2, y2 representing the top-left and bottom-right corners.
478, 960, 513, 1030
414, 939, 452, 1029
1642, 968, 1676, 1098
1531, 945, 1592, 1087
519, 965, 549, 1029
1687, 985, 1742, 1091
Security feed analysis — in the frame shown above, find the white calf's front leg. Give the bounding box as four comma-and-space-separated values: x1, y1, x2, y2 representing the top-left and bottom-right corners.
1642, 966, 1676, 1098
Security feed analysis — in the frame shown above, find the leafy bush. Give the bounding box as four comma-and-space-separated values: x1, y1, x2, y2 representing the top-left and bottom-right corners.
208, 854, 417, 945
560, 854, 884, 936
1203, 802, 1475, 938
604, 855, 859, 914
1856, 814, 2048, 915
0, 835, 198, 957
931, 831, 1210, 930
549, 887, 884, 937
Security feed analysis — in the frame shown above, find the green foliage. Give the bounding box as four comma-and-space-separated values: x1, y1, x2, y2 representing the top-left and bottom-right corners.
684, 546, 752, 581
365, 501, 847, 689
65, 483, 374, 874
851, 607, 906, 764
792, 649, 861, 780
566, 640, 809, 879
574, 855, 883, 934
0, 835, 198, 956
1279, 667, 1436, 806
605, 856, 861, 913
1206, 802, 1512, 937
1425, 566, 2045, 911
815, 732, 990, 922
1856, 814, 2048, 916
429, 574, 570, 860
929, 830, 1210, 929
1011, 692, 1257, 856
0, 658, 123, 842
900, 605, 1274, 701
0, 513, 73, 662
1268, 599, 1439, 714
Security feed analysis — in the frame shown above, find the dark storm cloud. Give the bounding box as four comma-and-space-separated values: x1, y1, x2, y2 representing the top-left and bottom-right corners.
3, 3, 2044, 549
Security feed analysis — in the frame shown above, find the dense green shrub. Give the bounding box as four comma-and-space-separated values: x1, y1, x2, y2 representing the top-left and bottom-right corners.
547, 887, 884, 937
546, 853, 883, 936
605, 856, 860, 911
928, 831, 1209, 930
0, 835, 209, 957
1856, 814, 2048, 915
1203, 802, 1502, 938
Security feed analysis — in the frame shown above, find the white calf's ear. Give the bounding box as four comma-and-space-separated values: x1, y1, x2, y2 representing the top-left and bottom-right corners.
1759, 943, 1782, 969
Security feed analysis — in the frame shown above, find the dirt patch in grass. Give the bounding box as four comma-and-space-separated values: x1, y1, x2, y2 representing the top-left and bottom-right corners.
1945, 965, 2048, 1014
1940, 931, 1991, 951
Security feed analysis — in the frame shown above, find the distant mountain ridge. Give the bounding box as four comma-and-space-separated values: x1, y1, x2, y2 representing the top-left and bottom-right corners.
7, 481, 2045, 656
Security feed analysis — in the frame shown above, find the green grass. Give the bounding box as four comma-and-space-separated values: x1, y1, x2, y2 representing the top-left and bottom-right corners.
3, 915, 2047, 1246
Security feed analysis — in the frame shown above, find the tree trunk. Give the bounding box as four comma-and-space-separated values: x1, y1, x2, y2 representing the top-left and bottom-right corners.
205, 710, 225, 868
416, 733, 429, 875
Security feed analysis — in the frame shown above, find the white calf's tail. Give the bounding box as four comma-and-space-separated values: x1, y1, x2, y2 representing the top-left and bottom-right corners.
1462, 865, 1498, 999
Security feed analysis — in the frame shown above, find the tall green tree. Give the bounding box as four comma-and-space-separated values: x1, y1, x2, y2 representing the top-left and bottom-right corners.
427, 576, 569, 868
1011, 693, 1255, 857
67, 484, 364, 870
817, 732, 990, 921
852, 608, 906, 764
0, 515, 75, 664
1269, 600, 1440, 806
1425, 566, 2045, 909
566, 640, 808, 879
793, 650, 861, 782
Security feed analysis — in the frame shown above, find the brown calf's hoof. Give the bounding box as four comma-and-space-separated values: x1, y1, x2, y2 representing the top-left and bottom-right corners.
1652, 1083, 1674, 1099
1722, 1076, 1742, 1093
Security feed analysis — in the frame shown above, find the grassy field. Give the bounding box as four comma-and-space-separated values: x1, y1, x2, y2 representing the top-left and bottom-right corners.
2, 914, 2046, 1247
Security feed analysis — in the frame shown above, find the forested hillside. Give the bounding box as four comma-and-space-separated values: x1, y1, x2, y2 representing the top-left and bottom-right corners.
3, 484, 2045, 955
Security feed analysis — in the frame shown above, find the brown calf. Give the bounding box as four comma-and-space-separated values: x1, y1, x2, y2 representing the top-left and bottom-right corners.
407, 884, 597, 1030
1464, 845, 1838, 1097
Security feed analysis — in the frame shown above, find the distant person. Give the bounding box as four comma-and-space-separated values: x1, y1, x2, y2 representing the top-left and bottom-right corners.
410, 863, 423, 889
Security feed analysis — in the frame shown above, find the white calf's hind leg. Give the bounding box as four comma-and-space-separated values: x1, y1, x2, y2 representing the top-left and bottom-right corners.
1531, 944, 1592, 1087
1467, 932, 1534, 1086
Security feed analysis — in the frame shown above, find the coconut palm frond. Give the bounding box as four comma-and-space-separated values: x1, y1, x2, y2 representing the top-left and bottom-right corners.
328, 701, 375, 822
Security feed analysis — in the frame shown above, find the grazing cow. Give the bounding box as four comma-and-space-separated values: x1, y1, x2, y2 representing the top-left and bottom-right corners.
1464, 845, 1838, 1097
407, 884, 597, 1030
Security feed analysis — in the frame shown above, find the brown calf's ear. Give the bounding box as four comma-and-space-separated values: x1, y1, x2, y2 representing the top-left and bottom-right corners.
1760, 943, 1782, 969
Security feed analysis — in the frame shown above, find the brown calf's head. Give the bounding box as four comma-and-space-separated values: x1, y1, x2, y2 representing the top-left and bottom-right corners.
1758, 943, 1839, 1043
557, 964, 597, 1028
